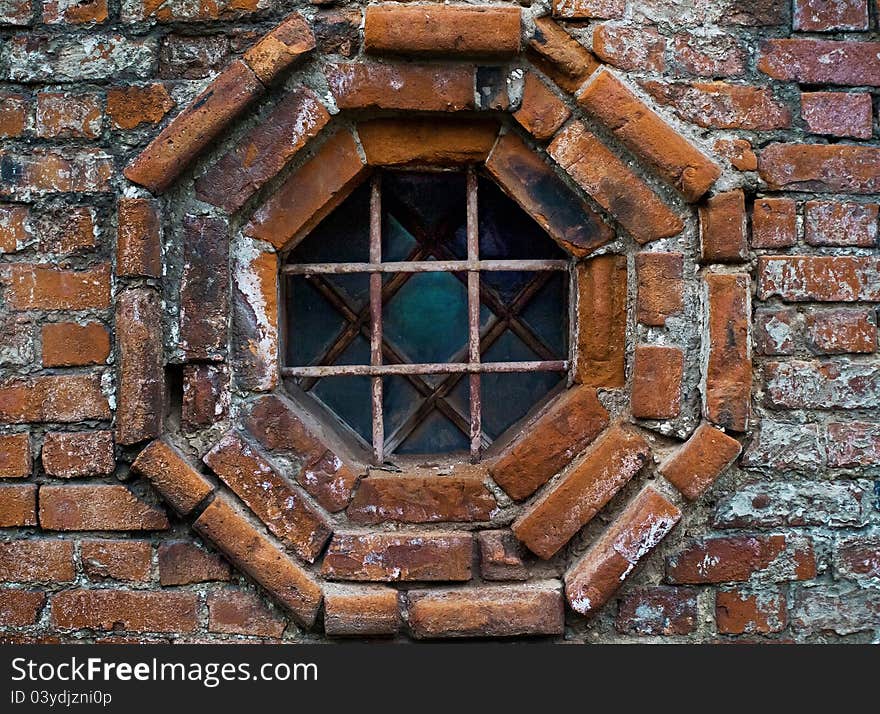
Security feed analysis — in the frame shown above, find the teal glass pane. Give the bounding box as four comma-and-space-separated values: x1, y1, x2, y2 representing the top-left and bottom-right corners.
311, 337, 371, 443
396, 409, 470, 455
382, 214, 417, 262
290, 181, 370, 263
285, 276, 346, 367
382, 171, 467, 249
382, 375, 422, 439
519, 272, 568, 358
383, 271, 468, 364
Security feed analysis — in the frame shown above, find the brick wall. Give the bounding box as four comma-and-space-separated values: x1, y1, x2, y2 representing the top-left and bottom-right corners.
0, 0, 878, 643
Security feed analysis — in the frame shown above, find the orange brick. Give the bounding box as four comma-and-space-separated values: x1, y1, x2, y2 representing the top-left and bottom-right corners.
107, 83, 175, 130
41, 322, 110, 367
33, 206, 96, 254
714, 138, 757, 171
358, 117, 499, 167
116, 198, 161, 277
52, 590, 197, 633
39, 484, 169, 531
243, 11, 316, 85
4, 263, 110, 310
130, 439, 214, 516
631, 345, 684, 419
80, 540, 152, 582
208, 589, 286, 638
0, 93, 29, 138
636, 252, 684, 326
43, 0, 107, 23
0, 204, 30, 252
716, 587, 787, 634
0, 148, 113, 194
759, 142, 880, 195
574, 255, 628, 387
0, 484, 37, 526
324, 585, 400, 637
659, 423, 742, 500
751, 197, 797, 249
513, 72, 571, 140
700, 189, 748, 263
0, 375, 110, 424
528, 17, 600, 93
0, 433, 31, 478
35, 92, 102, 139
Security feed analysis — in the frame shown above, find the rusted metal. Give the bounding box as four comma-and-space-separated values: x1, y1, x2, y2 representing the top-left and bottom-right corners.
281, 361, 568, 377
369, 175, 384, 464
282, 259, 568, 274
466, 168, 482, 462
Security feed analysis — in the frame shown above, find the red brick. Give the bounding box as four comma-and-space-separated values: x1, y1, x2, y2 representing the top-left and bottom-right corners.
242, 11, 316, 85
407, 582, 564, 639
666, 535, 816, 584
835, 536, 880, 580
195, 88, 330, 213
593, 23, 666, 72
35, 92, 102, 139
4, 263, 110, 310
324, 585, 400, 637
794, 0, 869, 31
52, 590, 197, 633
208, 589, 285, 637
565, 487, 681, 616
193, 495, 323, 627
158, 541, 231, 585
246, 130, 367, 250
116, 198, 161, 278
716, 588, 786, 634
759, 40, 880, 86
348, 466, 496, 525
0, 590, 45, 626
32, 206, 97, 254
636, 252, 684, 327
322, 531, 472, 582
827, 423, 880, 468
364, 4, 521, 58
130, 440, 214, 516
553, 0, 626, 19
125, 61, 265, 194
43, 0, 107, 23
41, 431, 114, 478
751, 198, 797, 249
0, 93, 29, 138
80, 540, 151, 582
107, 84, 175, 130
40, 484, 168, 531
762, 143, 880, 194
757, 256, 880, 302
549, 122, 684, 243
574, 255, 628, 386
0, 540, 74, 583
490, 386, 609, 501
182, 364, 229, 431
754, 307, 798, 356
616, 586, 697, 636
578, 70, 720, 203
0, 204, 30, 253
802, 92, 872, 140
805, 309, 876, 355
0, 484, 36, 526
0, 434, 31, 478
476, 530, 527, 582
0, 148, 113, 195
314, 9, 362, 58
0, 375, 110, 424
804, 201, 877, 248
179, 215, 228, 360
513, 425, 651, 560
705, 273, 751, 432
159, 34, 229, 80
485, 132, 612, 258
204, 432, 331, 563
41, 322, 109, 368
528, 17, 600, 93
700, 190, 748, 263
672, 32, 746, 77
632, 345, 684, 420
714, 138, 757, 172
297, 450, 360, 514
641, 80, 791, 131
659, 423, 742, 500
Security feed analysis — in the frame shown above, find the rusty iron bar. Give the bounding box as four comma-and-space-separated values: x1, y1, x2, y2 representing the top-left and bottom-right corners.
369, 176, 384, 464
282, 259, 569, 274
466, 168, 481, 463
281, 361, 568, 377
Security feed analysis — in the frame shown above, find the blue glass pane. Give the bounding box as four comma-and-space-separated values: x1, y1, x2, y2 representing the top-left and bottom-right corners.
290, 180, 370, 263
285, 276, 346, 367
519, 273, 568, 358
383, 171, 467, 244
382, 376, 422, 439
311, 337, 371, 443
383, 272, 468, 364
396, 409, 469, 455
382, 214, 417, 262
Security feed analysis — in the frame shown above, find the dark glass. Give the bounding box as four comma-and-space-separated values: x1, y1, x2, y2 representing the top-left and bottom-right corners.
285, 276, 346, 367
291, 181, 370, 263
382, 171, 467, 253
396, 409, 470, 455
519, 272, 568, 359
311, 338, 372, 442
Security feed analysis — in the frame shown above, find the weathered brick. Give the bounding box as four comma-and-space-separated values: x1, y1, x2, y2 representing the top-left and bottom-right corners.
514, 425, 651, 560
52, 590, 197, 633
407, 582, 564, 638
760, 143, 880, 194
565, 487, 681, 616
0, 204, 30, 253
755, 308, 797, 357
208, 589, 285, 637
632, 345, 684, 420
35, 92, 102, 139
549, 122, 684, 243
123, 0, 267, 23
0, 0, 31, 25
0, 590, 45, 626
528, 17, 600, 93
593, 23, 666, 72
159, 34, 229, 79
180, 215, 228, 360
0, 93, 29, 138
116, 198, 161, 278
765, 359, 880, 410
553, 0, 626, 19
758, 256, 880, 302
485, 132, 612, 259
32, 206, 97, 254
835, 536, 880, 581
0, 375, 110, 424
125, 61, 264, 194
107, 83, 174, 130
324, 584, 400, 637
314, 9, 362, 58
181, 364, 229, 431
804, 201, 877, 248
722, 0, 790, 26
826, 422, 880, 468
193, 495, 323, 626
364, 4, 521, 58
42, 322, 110, 368
578, 70, 720, 202
158, 541, 231, 585
672, 31, 746, 77
739, 422, 827, 474
490, 386, 609, 501
700, 190, 748, 263
666, 535, 816, 584
0, 148, 113, 196
802, 92, 873, 140
615, 586, 697, 636
41, 431, 114, 478
660, 423, 742, 501
232, 247, 278, 393
322, 532, 472, 582
246, 130, 367, 250
0, 433, 30, 478
0, 317, 33, 367
714, 138, 757, 171
751, 197, 797, 249
636, 252, 684, 327
40, 485, 168, 531
204, 432, 331, 563
242, 11, 315, 84
791, 584, 880, 635
793, 0, 869, 31
358, 117, 498, 167
759, 39, 880, 86
574, 255, 628, 386
130, 439, 214, 516
80, 540, 151, 582
0, 484, 36, 526
805, 309, 875, 355
716, 587, 786, 634
705, 273, 751, 432
513, 72, 571, 141
43, 0, 107, 23
195, 88, 330, 213
478, 530, 528, 581
0, 540, 74, 583
4, 263, 110, 310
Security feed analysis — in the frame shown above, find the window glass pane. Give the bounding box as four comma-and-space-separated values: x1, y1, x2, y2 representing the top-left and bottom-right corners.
382, 214, 417, 262
382, 375, 422, 440
519, 272, 568, 359
396, 409, 470, 455
289, 181, 370, 263
285, 276, 347, 367
382, 171, 467, 250
311, 337, 371, 443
